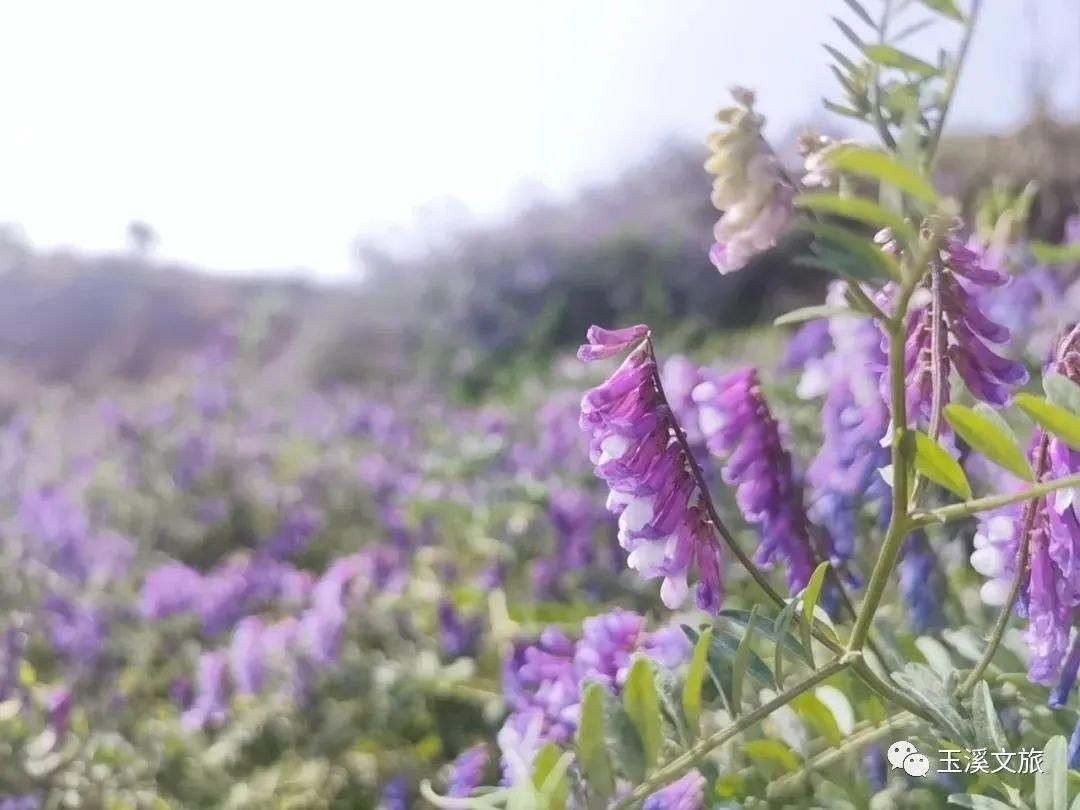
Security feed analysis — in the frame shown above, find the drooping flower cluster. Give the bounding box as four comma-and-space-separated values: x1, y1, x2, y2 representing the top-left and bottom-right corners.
896, 236, 1028, 423
578, 325, 724, 612
971, 326, 1080, 685
692, 367, 821, 593
705, 87, 794, 273
499, 609, 688, 780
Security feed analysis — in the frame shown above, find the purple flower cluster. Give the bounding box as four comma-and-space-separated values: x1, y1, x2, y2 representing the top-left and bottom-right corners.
898, 238, 1027, 423
578, 325, 724, 612
642, 770, 706, 810
499, 609, 688, 779
446, 743, 491, 798
692, 367, 820, 593
972, 327, 1080, 685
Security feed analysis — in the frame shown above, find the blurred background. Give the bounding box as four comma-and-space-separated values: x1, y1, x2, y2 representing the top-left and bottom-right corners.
2, 2, 1080, 807
0, 0, 1077, 400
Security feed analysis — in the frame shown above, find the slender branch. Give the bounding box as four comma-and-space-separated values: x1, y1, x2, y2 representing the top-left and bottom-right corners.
925, 0, 984, 168
909, 470, 1080, 528
955, 433, 1049, 697
610, 655, 856, 810
768, 711, 919, 801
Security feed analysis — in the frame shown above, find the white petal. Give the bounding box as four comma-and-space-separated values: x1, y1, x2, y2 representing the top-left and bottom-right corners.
627, 542, 666, 574
971, 546, 1004, 578
697, 406, 725, 438
598, 434, 630, 464
980, 579, 1010, 607
660, 573, 689, 609
619, 496, 655, 533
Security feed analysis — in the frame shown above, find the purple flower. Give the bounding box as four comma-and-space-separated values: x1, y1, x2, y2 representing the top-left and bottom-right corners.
378, 776, 410, 810
779, 320, 833, 374
642, 770, 706, 809
43, 595, 106, 667
229, 617, 265, 696
438, 599, 482, 660
895, 237, 1027, 423
0, 795, 41, 810
579, 325, 724, 612
139, 563, 203, 620
899, 533, 944, 634
46, 688, 73, 737
182, 650, 230, 731
447, 744, 490, 798
1051, 633, 1080, 708
264, 503, 322, 559
693, 367, 819, 593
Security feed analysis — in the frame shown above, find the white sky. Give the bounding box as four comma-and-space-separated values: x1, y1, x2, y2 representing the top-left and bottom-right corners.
0, 1, 1076, 280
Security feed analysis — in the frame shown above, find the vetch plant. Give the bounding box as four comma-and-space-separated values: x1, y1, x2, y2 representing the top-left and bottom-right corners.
424, 1, 1080, 807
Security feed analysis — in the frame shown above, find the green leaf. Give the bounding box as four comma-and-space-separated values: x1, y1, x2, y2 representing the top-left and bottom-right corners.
920, 0, 964, 21
730, 606, 760, 717
577, 683, 615, 800
862, 44, 939, 78
681, 627, 711, 737
720, 609, 810, 668
970, 681, 1008, 755
1044, 373, 1080, 416
948, 796, 1018, 810
603, 695, 645, 783
944, 404, 1033, 482
743, 739, 802, 772
894, 18, 937, 43
832, 16, 864, 48
802, 561, 830, 632
823, 44, 859, 73
799, 219, 903, 281
1036, 735, 1068, 810
790, 692, 843, 746
711, 630, 778, 692
841, 0, 874, 27
827, 145, 938, 205
623, 657, 663, 773
773, 600, 799, 687
774, 304, 856, 326
892, 663, 973, 746
822, 99, 867, 121
912, 430, 973, 499
1031, 241, 1080, 266
1016, 393, 1080, 451
533, 743, 571, 809
794, 193, 918, 248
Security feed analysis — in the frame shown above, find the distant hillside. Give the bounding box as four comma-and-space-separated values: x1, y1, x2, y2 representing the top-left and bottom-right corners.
0, 118, 1076, 399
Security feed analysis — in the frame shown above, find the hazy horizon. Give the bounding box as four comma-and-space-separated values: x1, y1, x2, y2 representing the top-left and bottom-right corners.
0, 0, 1076, 280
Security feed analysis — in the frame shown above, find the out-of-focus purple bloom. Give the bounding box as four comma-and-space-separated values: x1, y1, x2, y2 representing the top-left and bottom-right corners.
169, 677, 194, 710
139, 563, 203, 620
378, 776, 410, 810
693, 367, 819, 593
866, 745, 887, 792
0, 795, 41, 810
572, 609, 689, 691
182, 651, 230, 731
264, 503, 322, 559
46, 688, 73, 737
43, 595, 106, 667
0, 627, 26, 701
1051, 633, 1080, 708
660, 355, 706, 446
175, 434, 214, 489
579, 325, 724, 612
642, 770, 706, 810
438, 599, 482, 660
706, 88, 793, 273
779, 320, 833, 374
899, 533, 944, 634
229, 617, 265, 695
447, 743, 490, 798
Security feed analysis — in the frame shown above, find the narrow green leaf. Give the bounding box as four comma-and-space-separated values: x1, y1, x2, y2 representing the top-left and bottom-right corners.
862, 44, 939, 78
827, 145, 938, 205
721, 609, 810, 667
894, 18, 937, 43
832, 16, 864, 48
948, 796, 1018, 810
841, 0, 875, 27
603, 696, 645, 783
1035, 735, 1068, 810
822, 99, 867, 120
912, 430, 973, 499
730, 606, 760, 717
1044, 373, 1080, 416
681, 628, 712, 737
823, 44, 858, 73
623, 657, 663, 773
1031, 241, 1080, 266
774, 304, 855, 326
794, 193, 918, 248
800, 219, 903, 281
743, 739, 802, 772
892, 663, 973, 746
944, 404, 1033, 482
790, 692, 843, 746
773, 600, 799, 687
920, 0, 964, 22
1016, 393, 1080, 451
577, 683, 615, 800
711, 630, 778, 691
802, 562, 830, 632
970, 681, 1008, 755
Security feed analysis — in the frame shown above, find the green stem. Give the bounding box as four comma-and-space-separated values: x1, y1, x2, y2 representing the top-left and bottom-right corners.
925, 0, 983, 169
848, 316, 911, 652
871, 0, 898, 151
767, 711, 919, 801
909, 471, 1080, 528
610, 655, 856, 809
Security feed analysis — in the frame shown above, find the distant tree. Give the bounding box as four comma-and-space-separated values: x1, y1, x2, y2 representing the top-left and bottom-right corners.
126, 220, 158, 257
